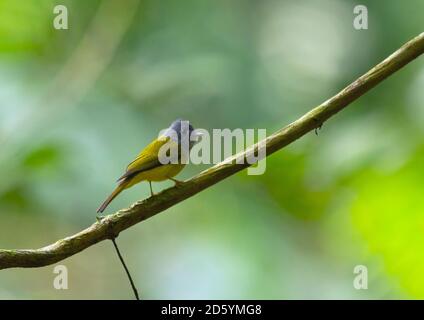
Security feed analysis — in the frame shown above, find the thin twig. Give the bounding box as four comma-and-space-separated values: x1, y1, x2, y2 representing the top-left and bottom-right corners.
111, 238, 140, 300
0, 32, 424, 270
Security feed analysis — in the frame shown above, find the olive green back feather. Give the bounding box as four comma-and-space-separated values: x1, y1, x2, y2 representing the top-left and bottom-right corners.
117, 136, 175, 182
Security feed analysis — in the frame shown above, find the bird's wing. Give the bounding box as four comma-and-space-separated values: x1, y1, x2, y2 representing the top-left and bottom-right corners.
117, 136, 174, 182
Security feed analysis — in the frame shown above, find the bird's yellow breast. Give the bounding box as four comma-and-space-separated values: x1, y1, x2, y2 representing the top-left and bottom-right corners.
125, 163, 185, 189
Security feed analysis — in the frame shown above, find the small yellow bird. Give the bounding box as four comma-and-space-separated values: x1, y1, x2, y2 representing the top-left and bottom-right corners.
97, 119, 201, 213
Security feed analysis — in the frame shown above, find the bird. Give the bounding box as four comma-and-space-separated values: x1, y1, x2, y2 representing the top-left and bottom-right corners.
97, 119, 202, 213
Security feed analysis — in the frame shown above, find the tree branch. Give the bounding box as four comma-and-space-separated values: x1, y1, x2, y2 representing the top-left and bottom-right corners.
1, 32, 424, 270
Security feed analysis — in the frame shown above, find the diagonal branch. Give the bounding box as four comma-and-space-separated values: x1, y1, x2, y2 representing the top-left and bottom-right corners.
1, 32, 424, 270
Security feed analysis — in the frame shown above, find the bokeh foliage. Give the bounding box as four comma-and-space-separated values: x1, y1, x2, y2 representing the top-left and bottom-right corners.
0, 0, 423, 299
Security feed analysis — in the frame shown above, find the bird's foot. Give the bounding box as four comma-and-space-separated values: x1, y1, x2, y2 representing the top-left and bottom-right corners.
169, 177, 184, 186
96, 215, 105, 223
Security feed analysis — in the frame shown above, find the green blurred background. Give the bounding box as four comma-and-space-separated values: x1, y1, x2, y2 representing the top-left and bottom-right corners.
0, 0, 423, 299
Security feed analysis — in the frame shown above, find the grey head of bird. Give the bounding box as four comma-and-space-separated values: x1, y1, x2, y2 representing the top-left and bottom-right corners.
163, 118, 203, 147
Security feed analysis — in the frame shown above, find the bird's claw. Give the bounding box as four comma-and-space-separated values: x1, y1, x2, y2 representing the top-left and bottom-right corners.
169, 178, 184, 186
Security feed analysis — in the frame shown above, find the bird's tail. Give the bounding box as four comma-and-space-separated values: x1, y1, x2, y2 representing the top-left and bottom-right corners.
97, 183, 126, 213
